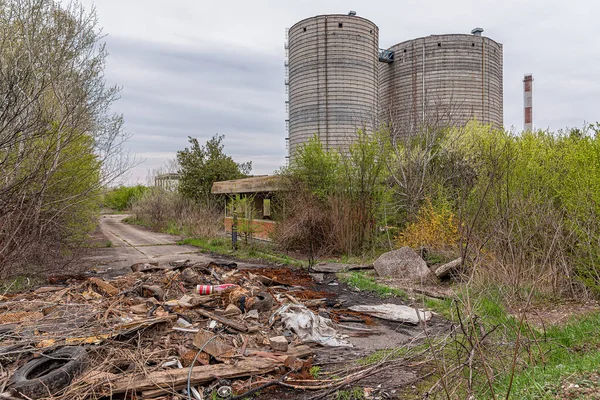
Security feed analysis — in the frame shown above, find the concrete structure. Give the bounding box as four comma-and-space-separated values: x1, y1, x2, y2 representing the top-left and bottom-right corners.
379, 34, 503, 131
286, 14, 379, 157
211, 176, 284, 241
154, 173, 180, 191
523, 74, 533, 131
285, 13, 504, 159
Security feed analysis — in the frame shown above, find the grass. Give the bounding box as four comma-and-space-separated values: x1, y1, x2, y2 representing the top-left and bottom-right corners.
179, 237, 305, 268
122, 216, 152, 228
1, 274, 45, 294
337, 271, 407, 298
335, 387, 365, 400
492, 311, 600, 398
336, 275, 600, 398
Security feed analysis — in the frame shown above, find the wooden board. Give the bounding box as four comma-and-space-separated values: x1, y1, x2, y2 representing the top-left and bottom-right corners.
112, 358, 278, 395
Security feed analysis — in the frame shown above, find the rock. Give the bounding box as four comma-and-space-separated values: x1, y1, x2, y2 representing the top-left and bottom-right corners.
309, 273, 325, 283
223, 304, 242, 316
434, 258, 462, 278
373, 247, 431, 280
246, 310, 259, 320
269, 336, 289, 352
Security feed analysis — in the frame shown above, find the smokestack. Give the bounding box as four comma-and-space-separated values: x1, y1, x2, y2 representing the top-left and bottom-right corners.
523, 74, 533, 131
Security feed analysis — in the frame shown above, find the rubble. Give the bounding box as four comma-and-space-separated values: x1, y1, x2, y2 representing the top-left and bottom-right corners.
269, 336, 289, 352
0, 257, 435, 399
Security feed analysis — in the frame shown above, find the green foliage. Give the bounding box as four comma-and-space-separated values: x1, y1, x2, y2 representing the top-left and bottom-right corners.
177, 134, 251, 205
277, 131, 391, 256
229, 194, 257, 243
493, 311, 600, 398
335, 387, 365, 400
454, 122, 600, 296
309, 366, 321, 379
103, 185, 147, 211
287, 136, 341, 199
337, 271, 406, 298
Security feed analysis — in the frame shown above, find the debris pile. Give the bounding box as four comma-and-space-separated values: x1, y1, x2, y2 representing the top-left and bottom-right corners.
0, 259, 429, 399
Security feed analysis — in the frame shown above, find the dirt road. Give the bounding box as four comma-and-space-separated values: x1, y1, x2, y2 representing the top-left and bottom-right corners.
81, 214, 234, 273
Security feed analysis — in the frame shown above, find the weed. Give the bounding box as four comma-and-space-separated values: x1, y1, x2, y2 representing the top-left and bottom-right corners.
105, 240, 112, 248
337, 271, 406, 298
179, 237, 305, 268
1, 275, 44, 294
309, 365, 321, 379
335, 387, 365, 400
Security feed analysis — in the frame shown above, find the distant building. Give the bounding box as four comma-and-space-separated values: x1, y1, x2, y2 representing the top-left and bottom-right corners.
154, 173, 180, 191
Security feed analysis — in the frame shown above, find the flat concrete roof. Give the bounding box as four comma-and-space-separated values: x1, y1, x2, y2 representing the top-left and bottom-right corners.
211, 175, 283, 194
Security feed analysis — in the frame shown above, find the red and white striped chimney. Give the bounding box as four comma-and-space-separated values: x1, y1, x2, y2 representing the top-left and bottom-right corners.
523, 74, 533, 131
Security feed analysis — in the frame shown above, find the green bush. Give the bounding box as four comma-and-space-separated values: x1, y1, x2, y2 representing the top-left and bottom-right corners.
276, 131, 391, 257
453, 122, 600, 297
103, 185, 147, 211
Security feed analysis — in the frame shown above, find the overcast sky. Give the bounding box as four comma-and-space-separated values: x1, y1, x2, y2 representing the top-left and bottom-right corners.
80, 0, 600, 184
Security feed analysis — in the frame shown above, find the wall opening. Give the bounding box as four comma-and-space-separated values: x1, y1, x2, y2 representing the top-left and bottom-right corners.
338, 22, 343, 28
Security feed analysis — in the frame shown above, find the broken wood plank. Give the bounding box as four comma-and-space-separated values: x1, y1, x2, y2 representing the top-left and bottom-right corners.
88, 277, 119, 296
246, 344, 313, 358
193, 330, 236, 357
113, 358, 278, 395
196, 309, 248, 332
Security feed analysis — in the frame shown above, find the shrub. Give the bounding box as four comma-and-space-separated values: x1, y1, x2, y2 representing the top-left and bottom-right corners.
103, 185, 147, 211
130, 188, 221, 238
275, 131, 390, 257
396, 198, 459, 250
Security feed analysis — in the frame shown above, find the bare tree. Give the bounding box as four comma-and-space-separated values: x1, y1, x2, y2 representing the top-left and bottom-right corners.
0, 0, 133, 276
381, 92, 476, 219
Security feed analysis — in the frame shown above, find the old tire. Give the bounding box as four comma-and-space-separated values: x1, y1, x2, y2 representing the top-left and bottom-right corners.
250, 292, 274, 312
9, 346, 88, 398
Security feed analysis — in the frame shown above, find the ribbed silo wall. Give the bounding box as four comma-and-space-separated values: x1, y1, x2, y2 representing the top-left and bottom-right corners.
288, 15, 379, 158
379, 34, 503, 132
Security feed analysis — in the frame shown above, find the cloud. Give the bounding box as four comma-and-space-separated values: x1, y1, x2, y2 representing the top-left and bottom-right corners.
102, 36, 287, 182
80, 0, 600, 183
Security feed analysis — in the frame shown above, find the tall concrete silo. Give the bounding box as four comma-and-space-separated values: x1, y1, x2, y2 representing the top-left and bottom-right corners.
379, 31, 503, 132
286, 14, 379, 159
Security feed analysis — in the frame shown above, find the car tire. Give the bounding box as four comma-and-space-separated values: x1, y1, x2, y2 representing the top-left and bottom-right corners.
9, 346, 88, 398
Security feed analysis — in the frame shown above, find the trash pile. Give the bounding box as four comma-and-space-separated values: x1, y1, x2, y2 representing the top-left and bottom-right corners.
0, 259, 420, 399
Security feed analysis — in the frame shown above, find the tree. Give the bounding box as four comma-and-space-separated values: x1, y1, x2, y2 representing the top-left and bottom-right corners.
0, 0, 132, 277
177, 134, 251, 206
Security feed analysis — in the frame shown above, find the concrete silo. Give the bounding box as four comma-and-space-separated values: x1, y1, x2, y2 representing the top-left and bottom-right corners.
379, 31, 503, 132
286, 14, 379, 159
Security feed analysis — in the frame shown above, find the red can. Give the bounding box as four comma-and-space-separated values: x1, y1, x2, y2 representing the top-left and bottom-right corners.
196, 284, 237, 295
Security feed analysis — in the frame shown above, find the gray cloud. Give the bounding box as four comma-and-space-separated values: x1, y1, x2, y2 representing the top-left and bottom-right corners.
82, 0, 600, 183
102, 36, 287, 182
